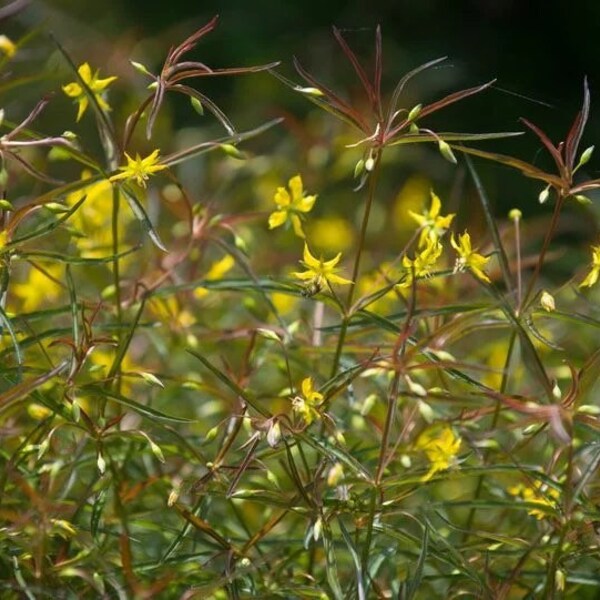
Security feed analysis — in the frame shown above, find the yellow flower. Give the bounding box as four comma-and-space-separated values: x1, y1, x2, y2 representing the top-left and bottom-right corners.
11, 263, 63, 312
0, 35, 16, 59
580, 243, 600, 288
293, 244, 352, 296
397, 237, 443, 289
109, 149, 168, 188
292, 377, 323, 425
508, 480, 560, 520
415, 424, 461, 481
451, 231, 491, 283
268, 174, 317, 238
408, 190, 455, 248
62, 62, 117, 121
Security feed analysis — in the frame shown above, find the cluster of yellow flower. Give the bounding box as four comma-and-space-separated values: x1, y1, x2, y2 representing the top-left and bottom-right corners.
399, 190, 491, 289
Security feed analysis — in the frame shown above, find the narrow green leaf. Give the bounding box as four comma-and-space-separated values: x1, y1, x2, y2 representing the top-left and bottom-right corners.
322, 521, 343, 600
337, 518, 366, 600
120, 186, 167, 252
464, 154, 513, 293
88, 386, 192, 423
406, 524, 428, 599
91, 488, 108, 538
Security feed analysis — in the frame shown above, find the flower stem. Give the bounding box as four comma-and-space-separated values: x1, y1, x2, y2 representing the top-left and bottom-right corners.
330, 153, 382, 378
521, 194, 565, 311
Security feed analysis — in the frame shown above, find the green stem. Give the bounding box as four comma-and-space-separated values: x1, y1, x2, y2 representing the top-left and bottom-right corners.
330, 153, 382, 378
521, 194, 565, 312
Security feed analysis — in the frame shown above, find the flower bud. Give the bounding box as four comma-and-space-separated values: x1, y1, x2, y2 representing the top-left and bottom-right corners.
438, 140, 457, 164
407, 103, 422, 121
267, 421, 282, 447
579, 145, 594, 166
354, 159, 365, 179
509, 208, 522, 221
326, 462, 344, 487
190, 96, 204, 115
296, 86, 324, 97
538, 187, 550, 204
97, 453, 106, 475
540, 290, 555, 312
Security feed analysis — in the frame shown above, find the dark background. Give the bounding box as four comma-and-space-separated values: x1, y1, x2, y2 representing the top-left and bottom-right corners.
4, 0, 600, 228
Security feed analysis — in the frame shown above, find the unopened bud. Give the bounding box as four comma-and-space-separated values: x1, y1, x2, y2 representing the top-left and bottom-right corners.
438, 140, 457, 164
296, 86, 324, 97
190, 96, 204, 115
267, 421, 282, 447
540, 290, 555, 312
97, 452, 106, 475
220, 144, 245, 160
130, 60, 152, 76
313, 517, 322, 541
552, 381, 562, 401
418, 400, 435, 423
539, 187, 550, 204
326, 462, 344, 487
149, 440, 165, 463
580, 145, 594, 166
365, 156, 375, 172
354, 159, 365, 179
574, 194, 592, 205
509, 208, 522, 221
407, 104, 422, 121
167, 487, 179, 507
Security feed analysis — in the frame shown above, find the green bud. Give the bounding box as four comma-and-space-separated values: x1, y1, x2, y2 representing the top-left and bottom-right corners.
580, 145, 594, 166
220, 144, 245, 160
409, 122, 419, 133
509, 208, 522, 221
234, 233, 248, 254
296, 86, 324, 96
438, 140, 457, 164
0, 198, 13, 211
354, 158, 365, 179
574, 194, 592, 205
400, 454, 412, 468
140, 372, 165, 388
256, 328, 281, 342
44, 202, 69, 213
205, 426, 219, 441
190, 96, 204, 115
149, 440, 165, 463
326, 462, 344, 487
48, 147, 72, 161
407, 103, 422, 121
130, 60, 152, 76
101, 284, 116, 300
540, 290, 555, 312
